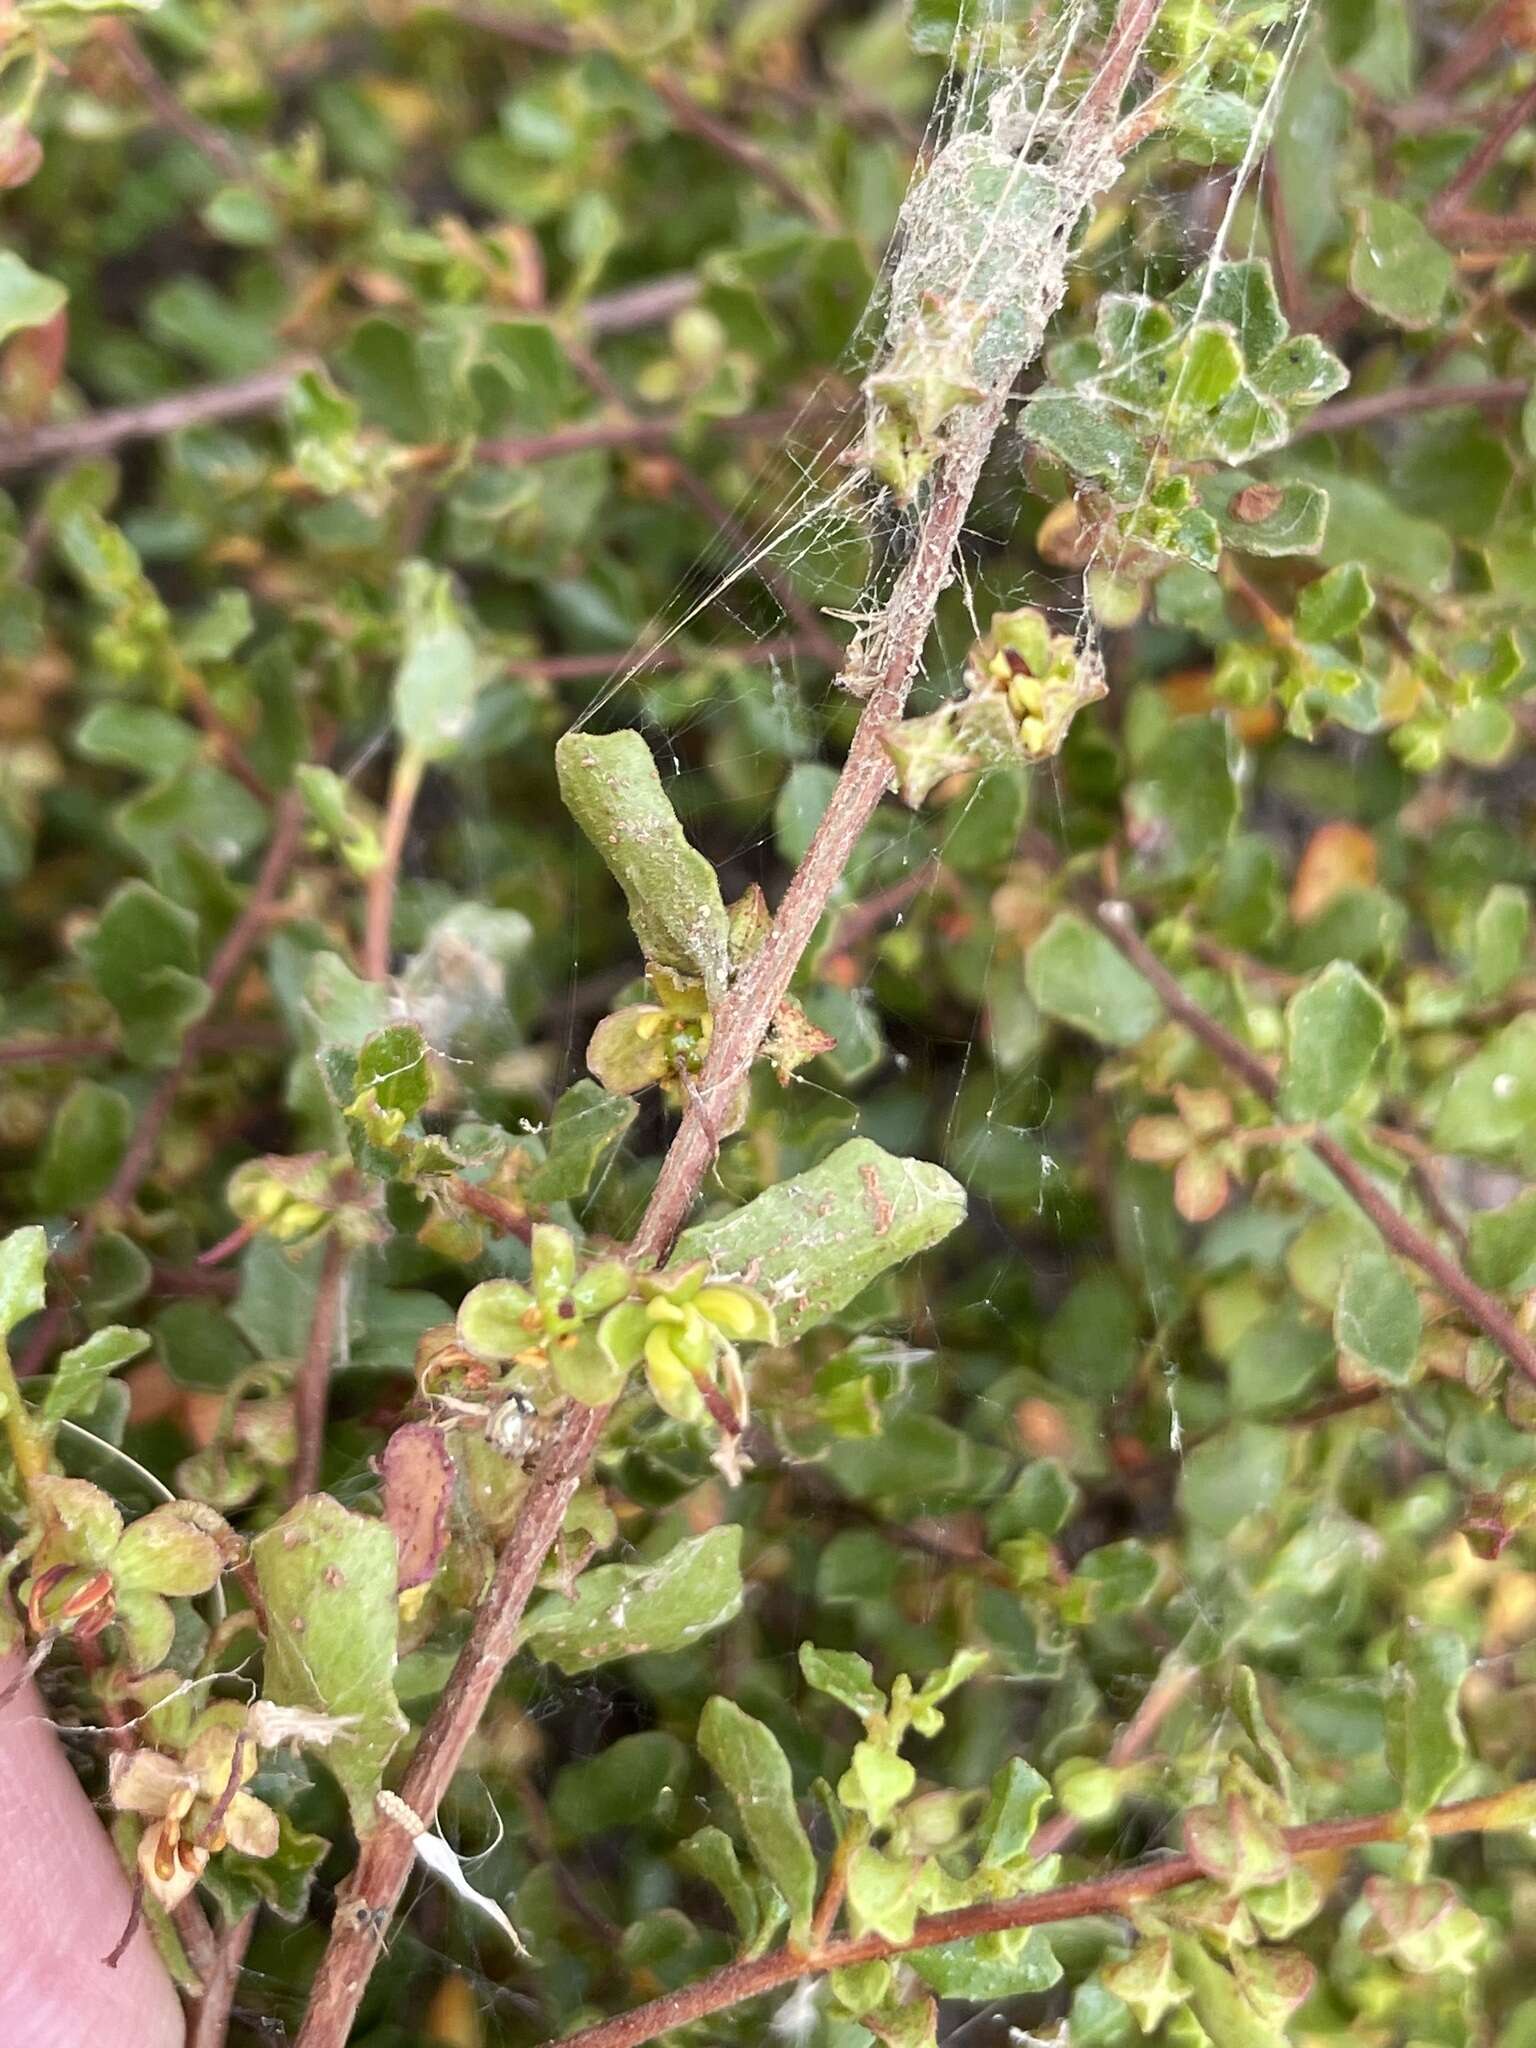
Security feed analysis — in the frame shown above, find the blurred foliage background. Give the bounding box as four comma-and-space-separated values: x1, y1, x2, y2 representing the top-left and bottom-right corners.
1, 0, 1536, 2043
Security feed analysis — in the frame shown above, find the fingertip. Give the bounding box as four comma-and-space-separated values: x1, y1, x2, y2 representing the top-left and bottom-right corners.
0, 1658, 186, 2048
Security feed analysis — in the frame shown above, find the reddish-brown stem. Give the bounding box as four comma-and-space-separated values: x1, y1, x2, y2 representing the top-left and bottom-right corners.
291, 1234, 349, 1500
446, 1176, 534, 1246
0, 361, 315, 475
631, 387, 1010, 1267
0, 1023, 281, 1068
1293, 376, 1529, 438
1421, 0, 1518, 100
476, 400, 841, 469
1091, 900, 1536, 1386
0, 284, 702, 478
820, 859, 941, 970
1428, 77, 1536, 225
551, 1790, 1533, 2048
1436, 211, 1536, 249
294, 1399, 608, 2046
1263, 160, 1307, 327
1029, 1657, 1198, 1859
98, 22, 250, 182
294, 15, 1164, 2039
363, 746, 424, 983
186, 1909, 257, 2048
562, 336, 846, 671
17, 792, 305, 1378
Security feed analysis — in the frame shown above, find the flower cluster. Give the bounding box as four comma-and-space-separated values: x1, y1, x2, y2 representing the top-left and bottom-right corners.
451, 1225, 776, 1425
111, 1704, 279, 1911
885, 606, 1106, 807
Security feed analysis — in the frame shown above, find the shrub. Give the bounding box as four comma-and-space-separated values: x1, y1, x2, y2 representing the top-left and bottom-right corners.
0, 1, 1533, 2044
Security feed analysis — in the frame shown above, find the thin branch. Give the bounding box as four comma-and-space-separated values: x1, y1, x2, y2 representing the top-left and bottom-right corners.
561, 335, 846, 669
1090, 900, 1536, 1386
551, 1789, 1535, 2048
447, 1176, 534, 1246
447, 4, 841, 230
17, 792, 304, 1377
629, 390, 1010, 1266
363, 745, 425, 983
820, 859, 941, 970
475, 400, 842, 469
0, 281, 702, 478
1420, 0, 1518, 101
1029, 1656, 1198, 1859
98, 22, 250, 183
0, 1022, 281, 1068
583, 274, 697, 335
293, 16, 1165, 2040
1428, 77, 1536, 226
186, 1909, 257, 2048
0, 360, 315, 475
1436, 211, 1536, 250
1292, 376, 1528, 438
648, 72, 842, 232
291, 1234, 349, 1501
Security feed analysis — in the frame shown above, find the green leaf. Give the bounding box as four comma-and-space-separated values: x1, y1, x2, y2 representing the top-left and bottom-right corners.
112, 1501, 223, 1596
393, 561, 482, 762
0, 1224, 47, 1342
799, 1642, 885, 1721
1124, 717, 1239, 883
677, 1827, 765, 1952
977, 1756, 1051, 1869
524, 1080, 638, 1204
1334, 1252, 1422, 1386
847, 1841, 923, 1943
556, 729, 732, 999
1432, 1016, 1536, 1161
1468, 1190, 1536, 1293
352, 1023, 430, 1119
1169, 1932, 1289, 2048
1043, 1268, 1139, 1395
840, 1740, 916, 1826
921, 1933, 1064, 1998
251, 1494, 409, 1832
1179, 325, 1244, 408
911, 1930, 1062, 2001
33, 1081, 131, 1213
1072, 1538, 1159, 1616
1277, 961, 1387, 1118
200, 1812, 329, 1925
1025, 913, 1162, 1047
549, 1731, 690, 1837
673, 1137, 966, 1339
524, 1526, 745, 1674
1349, 197, 1455, 331
1020, 391, 1150, 496
1179, 1423, 1289, 1536
1470, 885, 1530, 1000
698, 1694, 818, 1941
1202, 474, 1329, 557
39, 1326, 149, 1433
1296, 562, 1373, 642
75, 881, 209, 1067
0, 250, 65, 342
1385, 1624, 1468, 1818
